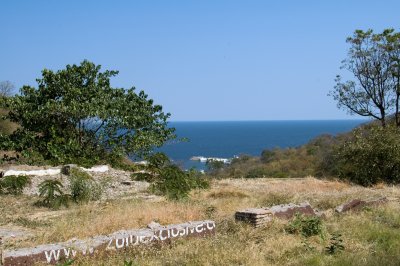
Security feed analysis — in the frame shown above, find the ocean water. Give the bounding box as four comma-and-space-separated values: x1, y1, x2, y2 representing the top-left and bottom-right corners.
157, 120, 366, 170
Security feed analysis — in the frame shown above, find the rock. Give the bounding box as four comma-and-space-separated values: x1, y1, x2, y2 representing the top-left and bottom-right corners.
235, 202, 318, 227
61, 164, 77, 175
269, 202, 316, 219
335, 197, 388, 213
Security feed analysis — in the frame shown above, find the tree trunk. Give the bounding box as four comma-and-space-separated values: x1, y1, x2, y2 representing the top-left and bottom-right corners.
380, 108, 386, 127
396, 92, 400, 127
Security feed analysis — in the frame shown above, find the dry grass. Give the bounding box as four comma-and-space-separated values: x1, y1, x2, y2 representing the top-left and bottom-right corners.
1, 177, 400, 265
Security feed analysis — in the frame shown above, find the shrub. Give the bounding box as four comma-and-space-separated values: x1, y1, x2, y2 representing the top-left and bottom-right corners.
245, 168, 267, 178
335, 125, 400, 186
38, 179, 69, 209
286, 213, 324, 238
231, 154, 252, 164
325, 233, 345, 254
151, 165, 191, 200
260, 149, 276, 163
0, 175, 31, 195
69, 168, 103, 203
206, 159, 225, 173
131, 172, 154, 182
151, 165, 209, 200
187, 168, 210, 189
131, 152, 170, 182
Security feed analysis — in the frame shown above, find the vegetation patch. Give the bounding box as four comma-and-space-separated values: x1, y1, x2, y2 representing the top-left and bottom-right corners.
0, 175, 31, 195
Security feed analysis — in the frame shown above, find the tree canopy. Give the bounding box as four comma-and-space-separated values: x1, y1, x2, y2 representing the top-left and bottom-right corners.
0, 60, 175, 165
331, 29, 400, 127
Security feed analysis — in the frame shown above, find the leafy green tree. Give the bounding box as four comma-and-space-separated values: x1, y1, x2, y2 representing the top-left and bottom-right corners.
331, 29, 400, 127
1, 60, 175, 165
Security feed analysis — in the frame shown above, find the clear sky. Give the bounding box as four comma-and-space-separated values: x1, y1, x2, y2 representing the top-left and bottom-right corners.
1, 1, 399, 121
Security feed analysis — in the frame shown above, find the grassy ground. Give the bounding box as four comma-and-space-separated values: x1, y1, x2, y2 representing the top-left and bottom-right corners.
1, 177, 399, 265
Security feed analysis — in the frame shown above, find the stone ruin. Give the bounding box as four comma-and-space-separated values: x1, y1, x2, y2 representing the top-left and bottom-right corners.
0, 220, 216, 266
235, 202, 320, 227
235, 197, 389, 227
335, 197, 388, 213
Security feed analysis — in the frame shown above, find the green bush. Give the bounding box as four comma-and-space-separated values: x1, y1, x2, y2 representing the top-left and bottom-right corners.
335, 125, 400, 186
187, 168, 210, 189
69, 168, 103, 203
151, 165, 209, 200
38, 179, 69, 209
130, 153, 171, 182
325, 232, 345, 254
0, 175, 31, 195
206, 159, 225, 173
260, 149, 276, 163
286, 213, 324, 238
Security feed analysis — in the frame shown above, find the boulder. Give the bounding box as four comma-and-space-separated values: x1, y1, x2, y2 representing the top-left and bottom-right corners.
335, 197, 388, 213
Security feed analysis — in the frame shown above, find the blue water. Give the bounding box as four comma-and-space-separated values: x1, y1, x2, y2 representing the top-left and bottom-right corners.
157, 120, 366, 169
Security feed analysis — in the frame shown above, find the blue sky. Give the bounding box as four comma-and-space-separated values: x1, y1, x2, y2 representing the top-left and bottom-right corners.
1, 1, 399, 121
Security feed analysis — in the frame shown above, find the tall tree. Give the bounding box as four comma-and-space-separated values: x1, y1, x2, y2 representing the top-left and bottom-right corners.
1, 60, 175, 165
331, 29, 400, 127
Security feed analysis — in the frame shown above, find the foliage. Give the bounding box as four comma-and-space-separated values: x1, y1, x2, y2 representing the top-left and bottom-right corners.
231, 154, 252, 164
260, 149, 276, 163
206, 159, 225, 173
38, 179, 69, 209
69, 168, 103, 203
0, 60, 175, 166
330, 29, 400, 127
151, 165, 209, 200
286, 213, 324, 238
56, 259, 75, 266
123, 260, 139, 266
131, 152, 170, 182
0, 175, 31, 195
0, 108, 18, 135
151, 165, 192, 200
335, 125, 400, 185
325, 233, 345, 254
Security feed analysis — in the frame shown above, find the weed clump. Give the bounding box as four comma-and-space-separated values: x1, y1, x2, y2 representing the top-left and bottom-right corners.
69, 168, 103, 203
151, 165, 209, 200
38, 179, 69, 209
132, 153, 209, 200
325, 232, 345, 254
0, 175, 31, 195
286, 213, 324, 238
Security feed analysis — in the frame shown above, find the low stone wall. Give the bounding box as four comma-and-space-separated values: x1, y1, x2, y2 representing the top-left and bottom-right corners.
335, 197, 388, 213
1, 220, 216, 266
2, 165, 109, 177
235, 202, 319, 227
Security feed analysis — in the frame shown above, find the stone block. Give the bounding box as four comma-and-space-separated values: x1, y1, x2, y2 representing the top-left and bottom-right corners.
1, 220, 215, 266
